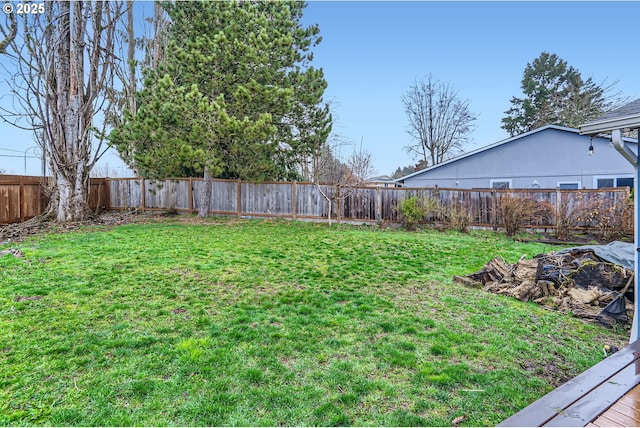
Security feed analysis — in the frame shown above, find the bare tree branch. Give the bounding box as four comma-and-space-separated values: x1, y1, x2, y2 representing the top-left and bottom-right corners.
402, 74, 477, 166
0, 6, 17, 53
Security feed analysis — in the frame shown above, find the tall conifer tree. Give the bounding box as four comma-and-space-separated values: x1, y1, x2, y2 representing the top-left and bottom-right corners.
502, 52, 616, 136
110, 1, 331, 205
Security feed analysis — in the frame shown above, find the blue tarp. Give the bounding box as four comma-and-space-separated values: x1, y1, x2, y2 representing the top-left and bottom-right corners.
557, 241, 635, 272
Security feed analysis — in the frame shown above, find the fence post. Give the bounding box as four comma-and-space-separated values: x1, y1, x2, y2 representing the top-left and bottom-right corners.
292, 181, 297, 220
376, 186, 382, 223
189, 177, 193, 214
555, 188, 561, 230
140, 178, 146, 213
491, 188, 498, 231
104, 178, 110, 211
19, 175, 24, 223
237, 179, 241, 217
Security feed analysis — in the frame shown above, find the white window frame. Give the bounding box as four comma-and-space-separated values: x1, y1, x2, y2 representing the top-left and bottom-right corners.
557, 181, 581, 190
593, 175, 634, 189
489, 179, 512, 189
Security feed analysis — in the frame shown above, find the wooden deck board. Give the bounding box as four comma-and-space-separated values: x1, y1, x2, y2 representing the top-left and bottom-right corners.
591, 414, 624, 427
544, 363, 640, 426
610, 401, 640, 421
590, 384, 640, 426
620, 393, 640, 411
499, 340, 640, 427
598, 407, 639, 426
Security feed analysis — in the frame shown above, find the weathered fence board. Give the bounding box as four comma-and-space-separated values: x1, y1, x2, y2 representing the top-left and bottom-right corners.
108, 178, 142, 211
295, 183, 330, 219
241, 182, 294, 217
145, 179, 192, 211
341, 187, 376, 222
0, 175, 108, 224
105, 177, 632, 231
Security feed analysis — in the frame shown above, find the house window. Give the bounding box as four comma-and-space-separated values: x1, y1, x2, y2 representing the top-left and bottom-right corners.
596, 178, 615, 188
594, 176, 634, 190
490, 179, 511, 189
557, 181, 580, 190
617, 177, 634, 189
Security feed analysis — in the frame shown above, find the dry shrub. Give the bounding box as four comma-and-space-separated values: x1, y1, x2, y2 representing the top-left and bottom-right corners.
573, 193, 633, 241
446, 200, 473, 233
555, 192, 598, 241
601, 197, 634, 241
499, 192, 552, 237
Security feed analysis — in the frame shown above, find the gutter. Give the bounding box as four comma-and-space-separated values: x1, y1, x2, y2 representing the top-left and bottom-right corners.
580, 114, 640, 135
611, 129, 638, 167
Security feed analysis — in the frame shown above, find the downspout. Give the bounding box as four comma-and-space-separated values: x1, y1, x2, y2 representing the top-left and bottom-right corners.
611, 129, 638, 167
612, 129, 640, 343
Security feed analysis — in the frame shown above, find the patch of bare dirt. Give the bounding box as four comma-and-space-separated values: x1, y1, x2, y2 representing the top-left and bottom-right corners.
15, 295, 43, 302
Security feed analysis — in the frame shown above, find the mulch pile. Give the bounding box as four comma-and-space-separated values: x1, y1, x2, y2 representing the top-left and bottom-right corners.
455, 248, 634, 327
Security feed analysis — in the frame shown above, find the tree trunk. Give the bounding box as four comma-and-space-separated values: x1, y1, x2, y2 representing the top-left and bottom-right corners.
47, 3, 91, 222
199, 166, 212, 217
126, 0, 136, 113
51, 169, 90, 222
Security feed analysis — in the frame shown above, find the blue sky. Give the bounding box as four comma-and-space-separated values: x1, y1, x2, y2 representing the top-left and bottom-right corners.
1, 1, 639, 177
301, 1, 640, 176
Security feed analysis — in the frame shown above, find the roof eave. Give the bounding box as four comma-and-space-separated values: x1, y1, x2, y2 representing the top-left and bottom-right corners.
580, 114, 640, 135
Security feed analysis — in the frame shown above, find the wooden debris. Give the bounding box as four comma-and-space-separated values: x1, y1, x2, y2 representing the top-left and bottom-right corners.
0, 248, 24, 258
456, 249, 634, 327
452, 415, 467, 426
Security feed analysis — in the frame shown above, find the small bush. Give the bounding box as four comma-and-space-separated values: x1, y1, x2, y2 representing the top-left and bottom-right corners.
399, 195, 473, 232
398, 196, 426, 231
398, 195, 442, 230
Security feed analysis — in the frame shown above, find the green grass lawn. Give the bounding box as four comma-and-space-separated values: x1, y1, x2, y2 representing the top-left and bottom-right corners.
0, 217, 628, 426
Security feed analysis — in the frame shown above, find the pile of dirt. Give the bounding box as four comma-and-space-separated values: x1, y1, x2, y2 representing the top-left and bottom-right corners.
455, 248, 634, 327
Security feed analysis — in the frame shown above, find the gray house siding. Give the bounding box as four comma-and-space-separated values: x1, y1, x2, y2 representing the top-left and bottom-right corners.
402, 126, 637, 189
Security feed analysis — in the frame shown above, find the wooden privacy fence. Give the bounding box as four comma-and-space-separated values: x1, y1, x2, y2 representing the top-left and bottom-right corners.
107, 177, 632, 231
0, 175, 109, 224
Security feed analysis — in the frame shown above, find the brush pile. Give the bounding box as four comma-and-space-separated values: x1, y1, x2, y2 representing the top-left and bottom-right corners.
455, 245, 634, 327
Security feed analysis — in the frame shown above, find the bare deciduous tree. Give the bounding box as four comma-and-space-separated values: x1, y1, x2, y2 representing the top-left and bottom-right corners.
402, 74, 477, 166
311, 136, 375, 226
0, 1, 124, 222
